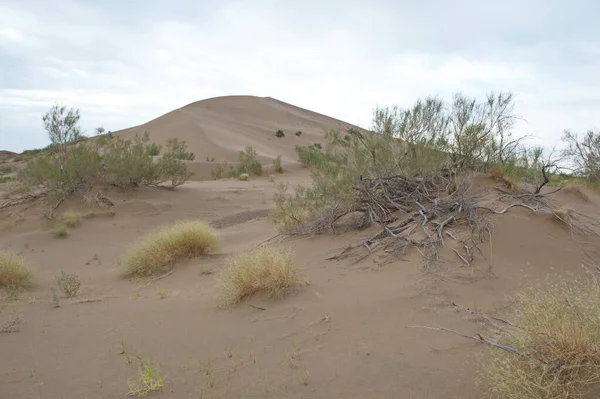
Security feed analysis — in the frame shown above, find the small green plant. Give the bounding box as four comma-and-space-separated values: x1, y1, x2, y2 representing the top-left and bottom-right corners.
238, 173, 249, 181
216, 246, 298, 308
54, 226, 68, 238
295, 131, 302, 137
0, 250, 31, 287
268, 175, 276, 183
275, 129, 285, 138
51, 288, 60, 308
156, 289, 168, 299
121, 221, 220, 277
56, 271, 81, 298
0, 165, 16, 174
273, 155, 283, 173
127, 362, 164, 397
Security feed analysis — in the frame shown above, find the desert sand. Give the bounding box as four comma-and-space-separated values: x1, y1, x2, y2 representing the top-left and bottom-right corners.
1, 96, 600, 399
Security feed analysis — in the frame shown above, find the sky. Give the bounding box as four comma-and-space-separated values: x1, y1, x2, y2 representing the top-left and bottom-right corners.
1, 0, 599, 153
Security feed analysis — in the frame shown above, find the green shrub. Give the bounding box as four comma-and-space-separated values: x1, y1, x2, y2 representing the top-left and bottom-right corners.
146, 143, 161, 156
275, 130, 285, 138
121, 221, 220, 277
238, 146, 262, 176
211, 162, 237, 180
0, 165, 16, 174
238, 173, 249, 181
166, 138, 195, 160
54, 226, 68, 238
295, 131, 302, 136
272, 154, 283, 173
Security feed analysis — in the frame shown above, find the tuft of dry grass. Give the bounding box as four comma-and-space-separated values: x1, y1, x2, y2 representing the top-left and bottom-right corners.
482, 277, 600, 398
54, 225, 68, 238
238, 173, 249, 181
216, 246, 298, 308
61, 209, 81, 227
121, 221, 219, 278
0, 250, 31, 287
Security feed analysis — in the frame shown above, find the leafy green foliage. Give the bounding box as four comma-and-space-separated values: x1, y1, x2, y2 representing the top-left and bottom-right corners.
275, 129, 285, 138
562, 130, 600, 182
295, 131, 302, 136
272, 154, 283, 173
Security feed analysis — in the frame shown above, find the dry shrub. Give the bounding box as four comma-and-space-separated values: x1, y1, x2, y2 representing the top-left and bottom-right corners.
482, 277, 600, 398
0, 250, 31, 287
238, 173, 249, 181
121, 221, 219, 277
56, 271, 81, 298
62, 209, 81, 227
216, 246, 298, 308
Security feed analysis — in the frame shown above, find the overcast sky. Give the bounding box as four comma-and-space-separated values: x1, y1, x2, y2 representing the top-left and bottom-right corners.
1, 0, 599, 152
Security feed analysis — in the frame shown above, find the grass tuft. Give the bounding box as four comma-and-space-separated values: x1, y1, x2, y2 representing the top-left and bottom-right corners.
121, 221, 219, 278
127, 363, 164, 397
62, 209, 81, 227
0, 250, 31, 287
54, 225, 68, 238
482, 277, 600, 398
216, 246, 298, 308
238, 173, 249, 181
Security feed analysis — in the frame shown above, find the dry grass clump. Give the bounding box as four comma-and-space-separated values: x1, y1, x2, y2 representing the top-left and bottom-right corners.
482, 277, 600, 398
121, 221, 219, 278
0, 250, 31, 287
216, 246, 298, 308
61, 209, 81, 227
238, 173, 249, 181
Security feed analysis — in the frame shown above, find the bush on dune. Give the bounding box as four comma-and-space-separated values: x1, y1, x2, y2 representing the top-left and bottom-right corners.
216, 246, 298, 308
0, 250, 31, 287
121, 221, 219, 277
482, 277, 600, 399
19, 105, 194, 205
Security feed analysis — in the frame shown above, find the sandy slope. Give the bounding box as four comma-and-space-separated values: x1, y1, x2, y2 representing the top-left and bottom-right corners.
1, 96, 600, 398
1, 167, 600, 399
114, 96, 361, 180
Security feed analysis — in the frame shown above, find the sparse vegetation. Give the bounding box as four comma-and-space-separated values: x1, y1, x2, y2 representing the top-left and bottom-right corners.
127, 362, 164, 397
54, 225, 68, 238
19, 106, 194, 207
295, 131, 302, 136
56, 271, 81, 298
0, 251, 31, 287
211, 162, 237, 180
146, 143, 161, 156
216, 246, 298, 308
273, 154, 283, 173
238, 173, 249, 181
121, 221, 219, 277
61, 209, 81, 227
238, 145, 262, 176
268, 175, 276, 183
275, 129, 285, 138
562, 130, 600, 182
482, 277, 600, 398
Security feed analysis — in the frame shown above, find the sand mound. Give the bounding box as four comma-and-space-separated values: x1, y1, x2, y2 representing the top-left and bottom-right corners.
113, 96, 362, 180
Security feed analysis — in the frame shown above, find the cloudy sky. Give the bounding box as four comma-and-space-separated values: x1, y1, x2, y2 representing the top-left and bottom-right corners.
1, 0, 599, 152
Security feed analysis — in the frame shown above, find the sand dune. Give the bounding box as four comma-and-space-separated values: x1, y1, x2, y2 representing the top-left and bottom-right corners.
1, 97, 600, 398
114, 96, 361, 179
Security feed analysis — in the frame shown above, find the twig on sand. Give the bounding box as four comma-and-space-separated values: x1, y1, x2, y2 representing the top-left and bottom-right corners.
149, 269, 175, 282
248, 304, 266, 311
407, 325, 542, 365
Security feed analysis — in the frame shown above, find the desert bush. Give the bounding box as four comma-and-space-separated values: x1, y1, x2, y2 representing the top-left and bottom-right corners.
273, 154, 283, 173
54, 226, 68, 238
211, 162, 237, 180
482, 277, 600, 398
62, 209, 81, 227
295, 144, 332, 168
238, 173, 249, 181
562, 130, 600, 182
56, 271, 81, 298
0, 250, 31, 287
127, 362, 164, 397
166, 138, 195, 160
238, 146, 262, 176
216, 246, 297, 308
146, 143, 161, 156
0, 165, 16, 174
295, 131, 302, 136
275, 129, 285, 138
121, 221, 219, 277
